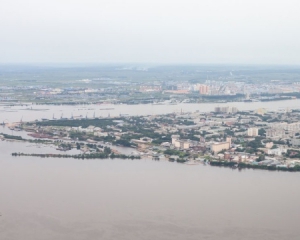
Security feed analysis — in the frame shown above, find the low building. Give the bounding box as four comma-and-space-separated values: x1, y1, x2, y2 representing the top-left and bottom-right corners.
291, 138, 300, 147
131, 139, 151, 149
210, 137, 232, 153
211, 142, 230, 153
265, 142, 274, 149
267, 148, 287, 156
266, 129, 285, 138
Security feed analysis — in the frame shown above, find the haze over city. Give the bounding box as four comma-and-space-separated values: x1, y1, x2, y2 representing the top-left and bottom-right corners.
1, 0, 300, 64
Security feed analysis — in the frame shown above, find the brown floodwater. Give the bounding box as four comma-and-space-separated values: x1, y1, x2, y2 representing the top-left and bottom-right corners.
1, 141, 300, 240
1, 99, 300, 123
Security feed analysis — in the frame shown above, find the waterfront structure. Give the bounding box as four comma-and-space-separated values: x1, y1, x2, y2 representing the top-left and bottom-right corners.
131, 139, 152, 149
267, 148, 287, 156
211, 142, 230, 153
210, 138, 231, 153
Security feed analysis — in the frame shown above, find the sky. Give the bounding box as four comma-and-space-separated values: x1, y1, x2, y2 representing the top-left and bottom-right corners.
0, 0, 299, 65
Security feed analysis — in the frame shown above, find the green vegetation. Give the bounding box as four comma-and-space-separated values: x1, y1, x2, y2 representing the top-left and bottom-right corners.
164, 149, 189, 157
241, 137, 264, 153
2, 134, 23, 141
11, 152, 140, 160
258, 128, 266, 136
114, 139, 132, 147
210, 161, 298, 172
286, 149, 300, 158
33, 118, 117, 129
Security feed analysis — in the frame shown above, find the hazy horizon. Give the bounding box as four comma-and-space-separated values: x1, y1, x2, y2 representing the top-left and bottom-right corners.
1, 0, 300, 65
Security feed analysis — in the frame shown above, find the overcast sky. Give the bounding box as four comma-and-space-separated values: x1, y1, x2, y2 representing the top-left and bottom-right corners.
0, 0, 299, 65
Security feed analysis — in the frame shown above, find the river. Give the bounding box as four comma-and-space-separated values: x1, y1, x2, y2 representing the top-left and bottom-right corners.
1, 149, 300, 239
1, 100, 300, 239
0, 99, 299, 123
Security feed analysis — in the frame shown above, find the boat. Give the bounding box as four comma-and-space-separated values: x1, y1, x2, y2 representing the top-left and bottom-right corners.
232, 164, 238, 169
185, 160, 199, 165
56, 147, 67, 151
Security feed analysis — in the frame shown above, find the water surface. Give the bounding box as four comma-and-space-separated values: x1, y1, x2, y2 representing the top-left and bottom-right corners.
0, 141, 299, 240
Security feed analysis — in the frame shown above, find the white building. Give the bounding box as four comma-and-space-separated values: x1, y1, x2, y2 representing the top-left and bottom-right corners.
267, 148, 287, 156
247, 128, 259, 137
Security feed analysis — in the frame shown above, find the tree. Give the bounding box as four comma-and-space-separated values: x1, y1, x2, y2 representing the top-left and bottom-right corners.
257, 154, 265, 162
258, 128, 266, 136
114, 139, 131, 147
104, 147, 112, 154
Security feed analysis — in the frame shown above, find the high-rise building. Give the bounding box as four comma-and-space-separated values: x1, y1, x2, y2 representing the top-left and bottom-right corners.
226, 137, 232, 147
199, 85, 209, 95
215, 107, 221, 112
214, 106, 238, 114
247, 128, 259, 137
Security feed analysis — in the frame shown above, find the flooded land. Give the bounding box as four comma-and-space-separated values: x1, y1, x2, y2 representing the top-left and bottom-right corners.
2, 65, 300, 239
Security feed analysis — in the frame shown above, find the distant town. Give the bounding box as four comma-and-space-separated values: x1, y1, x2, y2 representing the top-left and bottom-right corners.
1, 65, 300, 105
1, 78, 300, 105
3, 106, 300, 171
